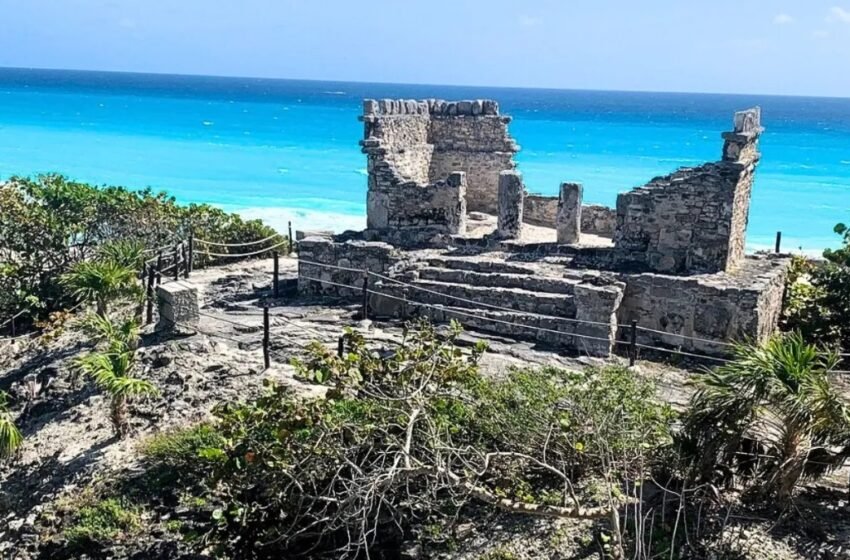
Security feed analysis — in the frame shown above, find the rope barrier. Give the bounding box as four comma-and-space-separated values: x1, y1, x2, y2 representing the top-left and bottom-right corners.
0, 309, 28, 330
199, 240, 289, 259
298, 258, 368, 274
194, 232, 283, 248
632, 325, 735, 348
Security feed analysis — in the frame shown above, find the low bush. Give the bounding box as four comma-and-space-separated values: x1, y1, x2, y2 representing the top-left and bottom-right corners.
139, 320, 674, 559
63, 497, 141, 549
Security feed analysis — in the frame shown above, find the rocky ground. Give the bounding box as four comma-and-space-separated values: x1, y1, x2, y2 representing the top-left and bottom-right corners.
1, 257, 849, 559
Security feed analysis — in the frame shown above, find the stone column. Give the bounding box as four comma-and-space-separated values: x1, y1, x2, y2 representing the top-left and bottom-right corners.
156, 281, 199, 332
722, 107, 763, 165
497, 171, 524, 239
556, 182, 582, 244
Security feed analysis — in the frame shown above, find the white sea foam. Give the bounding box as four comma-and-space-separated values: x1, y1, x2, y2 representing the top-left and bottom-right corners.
233, 206, 366, 234
202, 120, 214, 126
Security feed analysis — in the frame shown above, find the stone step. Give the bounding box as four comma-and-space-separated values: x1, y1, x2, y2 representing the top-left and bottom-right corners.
374, 278, 577, 317
382, 300, 613, 358
417, 267, 580, 295
425, 256, 536, 275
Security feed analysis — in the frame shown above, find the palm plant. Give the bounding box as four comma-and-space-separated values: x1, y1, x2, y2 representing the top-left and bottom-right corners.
74, 350, 157, 437
61, 260, 141, 316
74, 316, 155, 437
0, 391, 23, 460
97, 240, 146, 270
682, 332, 850, 503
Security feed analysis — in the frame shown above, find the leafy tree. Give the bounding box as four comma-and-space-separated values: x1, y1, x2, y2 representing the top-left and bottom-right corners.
0, 391, 22, 460
681, 332, 850, 503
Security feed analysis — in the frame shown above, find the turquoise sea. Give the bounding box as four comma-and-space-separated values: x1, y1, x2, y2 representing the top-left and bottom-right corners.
0, 68, 848, 252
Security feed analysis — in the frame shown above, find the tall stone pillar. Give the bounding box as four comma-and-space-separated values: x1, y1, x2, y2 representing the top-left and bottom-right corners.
722, 107, 763, 165
497, 171, 524, 239
556, 182, 582, 244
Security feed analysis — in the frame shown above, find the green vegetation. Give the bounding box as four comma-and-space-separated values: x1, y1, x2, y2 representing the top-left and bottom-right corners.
130, 320, 673, 558
63, 497, 141, 549
74, 316, 156, 437
0, 390, 22, 460
0, 174, 282, 331
681, 332, 850, 502
782, 223, 850, 350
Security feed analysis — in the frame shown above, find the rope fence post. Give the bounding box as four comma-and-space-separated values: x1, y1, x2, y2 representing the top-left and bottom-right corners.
146, 265, 155, 325
361, 274, 369, 321
273, 250, 280, 298
629, 320, 638, 367
181, 242, 189, 279
10, 314, 16, 338
337, 334, 345, 358
188, 232, 194, 274
775, 231, 782, 253
156, 251, 163, 286
288, 221, 294, 255
172, 244, 180, 282
263, 306, 270, 369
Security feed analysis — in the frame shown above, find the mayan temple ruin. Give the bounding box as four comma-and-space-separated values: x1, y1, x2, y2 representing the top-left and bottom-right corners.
297, 99, 790, 358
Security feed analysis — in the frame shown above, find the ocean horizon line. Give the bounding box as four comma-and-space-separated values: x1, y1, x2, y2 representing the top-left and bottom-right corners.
2, 65, 850, 102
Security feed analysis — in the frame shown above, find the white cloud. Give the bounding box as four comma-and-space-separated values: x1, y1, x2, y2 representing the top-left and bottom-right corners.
813, 29, 831, 38
518, 15, 542, 27
829, 6, 850, 22
773, 13, 794, 24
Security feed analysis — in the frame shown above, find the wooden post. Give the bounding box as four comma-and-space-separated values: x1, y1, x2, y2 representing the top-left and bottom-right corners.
263, 306, 270, 369
629, 320, 638, 367
10, 315, 15, 338
361, 274, 369, 320
273, 251, 280, 298
775, 231, 782, 253
172, 244, 180, 282
156, 252, 163, 286
181, 242, 189, 279
188, 232, 194, 274
288, 221, 294, 255
337, 334, 345, 358
146, 265, 155, 325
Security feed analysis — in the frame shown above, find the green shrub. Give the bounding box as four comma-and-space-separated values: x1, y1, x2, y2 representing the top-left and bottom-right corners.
63, 498, 141, 548
0, 174, 282, 329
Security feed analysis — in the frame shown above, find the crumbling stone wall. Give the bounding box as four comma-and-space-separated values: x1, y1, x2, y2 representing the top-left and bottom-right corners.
616, 255, 788, 356
524, 195, 615, 237
612, 108, 762, 274
361, 99, 518, 233
297, 237, 406, 297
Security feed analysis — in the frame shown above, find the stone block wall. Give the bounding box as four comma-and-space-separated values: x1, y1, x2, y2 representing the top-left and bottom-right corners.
616, 255, 788, 355
581, 205, 616, 237
612, 108, 762, 274
297, 237, 406, 297
524, 195, 616, 238
361, 99, 519, 230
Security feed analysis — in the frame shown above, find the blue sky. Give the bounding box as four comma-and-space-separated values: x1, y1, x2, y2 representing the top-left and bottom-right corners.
1, 0, 849, 96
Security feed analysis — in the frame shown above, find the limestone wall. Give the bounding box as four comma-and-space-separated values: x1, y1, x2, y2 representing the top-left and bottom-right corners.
612, 108, 762, 274
616, 255, 788, 355
361, 98, 518, 228
523, 195, 615, 237
297, 237, 406, 297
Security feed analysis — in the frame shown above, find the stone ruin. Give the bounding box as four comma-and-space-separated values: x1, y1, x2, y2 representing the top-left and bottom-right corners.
297, 100, 790, 358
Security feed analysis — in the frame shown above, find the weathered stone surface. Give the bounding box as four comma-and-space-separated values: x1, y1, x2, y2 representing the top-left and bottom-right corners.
556, 182, 582, 245
156, 281, 199, 331
295, 229, 334, 241
497, 171, 524, 239
581, 205, 616, 237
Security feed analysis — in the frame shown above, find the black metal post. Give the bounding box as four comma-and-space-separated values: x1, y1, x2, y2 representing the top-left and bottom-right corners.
173, 244, 180, 282
263, 306, 270, 369
629, 320, 638, 367
273, 251, 280, 298
775, 231, 782, 253
10, 315, 15, 338
188, 232, 194, 274
288, 221, 294, 255
361, 274, 369, 320
146, 265, 155, 324
337, 335, 345, 358
156, 252, 163, 286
